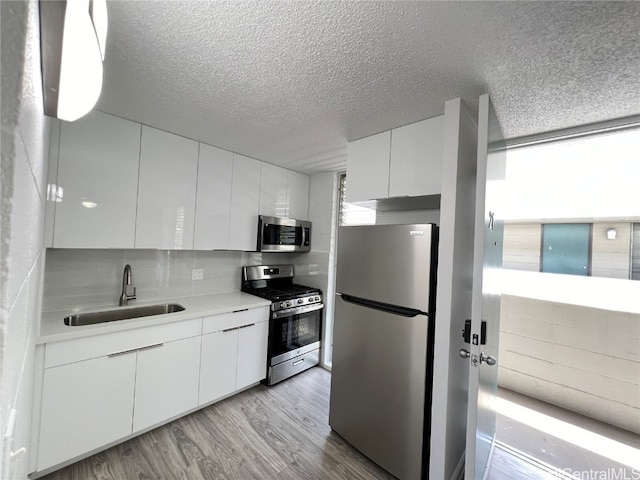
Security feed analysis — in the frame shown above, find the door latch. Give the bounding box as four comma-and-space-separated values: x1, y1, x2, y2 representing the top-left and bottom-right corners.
471, 354, 479, 367
462, 319, 487, 345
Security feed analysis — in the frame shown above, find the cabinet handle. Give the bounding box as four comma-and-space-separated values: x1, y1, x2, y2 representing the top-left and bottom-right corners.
108, 348, 138, 358
293, 359, 304, 367
137, 343, 164, 352
108, 343, 164, 357
232, 308, 248, 313
222, 327, 239, 332
238, 323, 255, 329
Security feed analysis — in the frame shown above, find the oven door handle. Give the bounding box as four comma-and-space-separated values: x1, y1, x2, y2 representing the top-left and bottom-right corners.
272, 303, 324, 319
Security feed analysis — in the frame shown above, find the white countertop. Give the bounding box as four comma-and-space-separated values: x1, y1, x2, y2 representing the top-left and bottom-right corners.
38, 292, 271, 344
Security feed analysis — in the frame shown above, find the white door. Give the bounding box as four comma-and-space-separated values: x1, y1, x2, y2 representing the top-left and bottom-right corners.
464, 94, 506, 480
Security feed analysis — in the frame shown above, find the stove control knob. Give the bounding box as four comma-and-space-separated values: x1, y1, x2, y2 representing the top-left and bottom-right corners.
286, 301, 293, 308
297, 299, 304, 305
280, 302, 286, 309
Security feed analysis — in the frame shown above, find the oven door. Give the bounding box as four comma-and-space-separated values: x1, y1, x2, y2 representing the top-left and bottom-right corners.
258, 215, 311, 252
269, 304, 322, 366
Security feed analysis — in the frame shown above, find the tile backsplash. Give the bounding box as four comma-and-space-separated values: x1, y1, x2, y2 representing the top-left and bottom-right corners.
42, 249, 289, 311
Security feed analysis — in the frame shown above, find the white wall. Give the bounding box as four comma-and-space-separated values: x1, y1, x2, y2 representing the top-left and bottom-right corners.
0, 1, 48, 477
292, 172, 339, 367
430, 99, 477, 480
504, 129, 640, 222
375, 208, 440, 225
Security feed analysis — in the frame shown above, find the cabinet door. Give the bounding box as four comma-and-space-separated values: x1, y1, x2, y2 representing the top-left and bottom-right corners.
259, 163, 288, 218
132, 336, 201, 432
236, 321, 269, 390
389, 115, 444, 197
55, 111, 141, 248
136, 126, 199, 249
38, 354, 136, 471
194, 144, 234, 249
345, 130, 391, 202
199, 329, 239, 405
286, 170, 310, 220
229, 154, 261, 251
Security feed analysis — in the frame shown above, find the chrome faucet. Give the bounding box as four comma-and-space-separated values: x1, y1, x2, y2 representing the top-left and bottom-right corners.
119, 264, 137, 306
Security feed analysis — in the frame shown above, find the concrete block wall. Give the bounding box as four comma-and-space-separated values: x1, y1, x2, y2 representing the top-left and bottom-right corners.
499, 295, 640, 434
502, 223, 541, 271
591, 222, 632, 279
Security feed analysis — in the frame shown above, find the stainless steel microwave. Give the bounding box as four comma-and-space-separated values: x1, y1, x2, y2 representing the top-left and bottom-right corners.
258, 216, 311, 252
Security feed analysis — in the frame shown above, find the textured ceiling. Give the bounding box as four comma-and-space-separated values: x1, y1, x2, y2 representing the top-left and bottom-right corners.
97, 1, 640, 174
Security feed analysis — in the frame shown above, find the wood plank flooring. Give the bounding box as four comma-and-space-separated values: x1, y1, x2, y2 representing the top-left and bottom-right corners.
41, 367, 395, 480
41, 368, 595, 480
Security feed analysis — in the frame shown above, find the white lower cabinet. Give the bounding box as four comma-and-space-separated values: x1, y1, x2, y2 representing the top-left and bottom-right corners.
37, 354, 137, 471
132, 336, 201, 432
237, 321, 269, 390
199, 329, 239, 404
36, 318, 201, 472
199, 307, 269, 405
35, 307, 270, 475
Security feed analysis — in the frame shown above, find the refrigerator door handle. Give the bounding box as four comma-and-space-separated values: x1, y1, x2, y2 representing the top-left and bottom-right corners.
338, 293, 429, 318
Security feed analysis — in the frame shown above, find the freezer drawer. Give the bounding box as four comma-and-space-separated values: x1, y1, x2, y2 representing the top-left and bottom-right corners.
329, 296, 431, 480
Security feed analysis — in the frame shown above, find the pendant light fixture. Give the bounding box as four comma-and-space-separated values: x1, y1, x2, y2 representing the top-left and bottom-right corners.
40, 0, 108, 122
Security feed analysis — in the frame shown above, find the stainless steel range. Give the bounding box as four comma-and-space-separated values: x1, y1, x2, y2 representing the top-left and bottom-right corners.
241, 265, 323, 385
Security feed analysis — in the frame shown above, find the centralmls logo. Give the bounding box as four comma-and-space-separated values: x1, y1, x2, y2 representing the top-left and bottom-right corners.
561, 467, 640, 480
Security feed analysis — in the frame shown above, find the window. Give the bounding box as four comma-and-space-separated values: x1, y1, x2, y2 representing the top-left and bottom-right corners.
338, 173, 376, 226
541, 223, 591, 276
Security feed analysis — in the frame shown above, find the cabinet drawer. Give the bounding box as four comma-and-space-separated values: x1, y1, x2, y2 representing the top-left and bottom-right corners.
45, 317, 202, 368
202, 306, 269, 335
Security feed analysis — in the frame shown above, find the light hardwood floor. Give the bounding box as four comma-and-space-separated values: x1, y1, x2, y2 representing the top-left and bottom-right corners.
41, 368, 579, 480
41, 367, 394, 480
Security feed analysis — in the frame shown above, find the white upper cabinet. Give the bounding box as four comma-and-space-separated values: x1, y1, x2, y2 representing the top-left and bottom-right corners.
260, 164, 309, 220
259, 163, 288, 218
54, 111, 141, 248
136, 126, 199, 249
345, 130, 391, 203
346, 116, 444, 202
389, 116, 444, 198
194, 144, 234, 250
287, 170, 310, 220
229, 154, 261, 251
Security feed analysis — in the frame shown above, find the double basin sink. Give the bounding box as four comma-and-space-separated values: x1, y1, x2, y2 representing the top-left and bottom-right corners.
64, 303, 185, 326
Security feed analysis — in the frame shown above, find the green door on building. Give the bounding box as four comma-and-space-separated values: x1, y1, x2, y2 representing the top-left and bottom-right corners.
541, 223, 591, 276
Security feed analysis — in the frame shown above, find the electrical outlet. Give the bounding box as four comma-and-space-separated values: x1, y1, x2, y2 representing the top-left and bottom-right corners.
191, 268, 204, 281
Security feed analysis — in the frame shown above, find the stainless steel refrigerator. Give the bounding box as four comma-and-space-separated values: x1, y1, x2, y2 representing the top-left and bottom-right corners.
329, 223, 438, 480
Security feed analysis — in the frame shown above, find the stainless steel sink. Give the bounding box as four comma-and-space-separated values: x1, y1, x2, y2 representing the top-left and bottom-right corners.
64, 303, 186, 326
